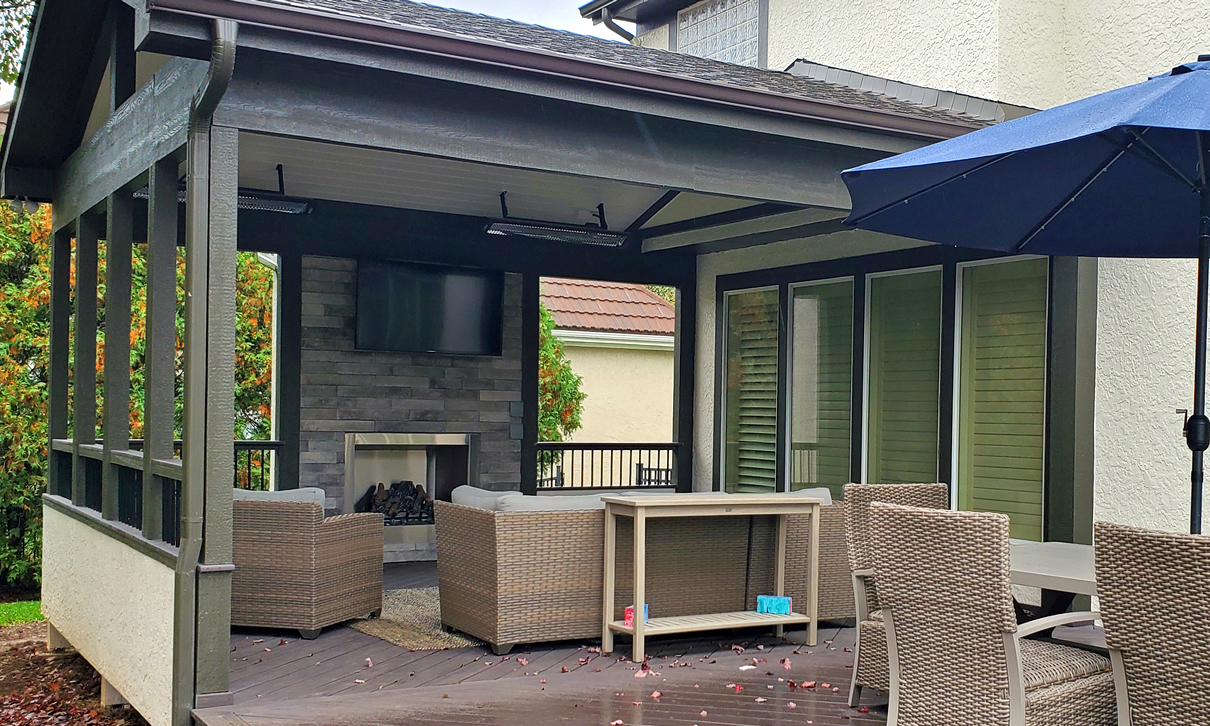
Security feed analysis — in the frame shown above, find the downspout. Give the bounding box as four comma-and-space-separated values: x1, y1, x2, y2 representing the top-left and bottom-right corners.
600, 8, 634, 42
173, 17, 237, 726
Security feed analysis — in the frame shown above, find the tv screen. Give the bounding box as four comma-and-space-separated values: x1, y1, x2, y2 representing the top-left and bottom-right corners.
355, 260, 504, 356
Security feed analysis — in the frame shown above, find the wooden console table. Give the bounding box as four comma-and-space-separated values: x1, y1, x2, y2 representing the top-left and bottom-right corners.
601, 493, 821, 662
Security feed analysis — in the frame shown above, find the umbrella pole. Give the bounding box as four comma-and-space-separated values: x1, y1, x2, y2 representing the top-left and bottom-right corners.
1192, 237, 1210, 535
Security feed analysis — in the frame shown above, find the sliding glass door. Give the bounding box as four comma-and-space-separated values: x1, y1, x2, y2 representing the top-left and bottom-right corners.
865, 269, 943, 483
788, 279, 854, 500
957, 258, 1048, 541
722, 288, 780, 493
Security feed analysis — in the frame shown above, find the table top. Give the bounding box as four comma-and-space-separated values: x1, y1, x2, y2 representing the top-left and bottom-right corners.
601, 493, 823, 517
1010, 539, 1096, 596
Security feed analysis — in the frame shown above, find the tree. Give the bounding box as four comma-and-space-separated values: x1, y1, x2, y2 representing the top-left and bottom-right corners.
0, 0, 34, 85
0, 203, 276, 586
537, 302, 584, 443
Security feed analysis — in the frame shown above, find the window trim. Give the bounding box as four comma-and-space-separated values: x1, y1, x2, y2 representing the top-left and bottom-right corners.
786, 275, 856, 493
861, 264, 944, 485
718, 284, 780, 494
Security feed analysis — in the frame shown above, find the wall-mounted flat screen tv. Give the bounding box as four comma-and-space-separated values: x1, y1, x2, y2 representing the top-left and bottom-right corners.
355, 260, 504, 356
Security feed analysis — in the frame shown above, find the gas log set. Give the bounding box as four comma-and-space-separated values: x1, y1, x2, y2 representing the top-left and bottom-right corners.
354, 480, 435, 525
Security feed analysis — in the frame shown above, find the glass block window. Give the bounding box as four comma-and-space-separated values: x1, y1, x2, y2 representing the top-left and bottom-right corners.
677, 0, 761, 67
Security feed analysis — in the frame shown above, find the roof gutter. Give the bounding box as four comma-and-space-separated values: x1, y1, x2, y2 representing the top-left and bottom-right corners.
174, 16, 237, 726
145, 0, 978, 141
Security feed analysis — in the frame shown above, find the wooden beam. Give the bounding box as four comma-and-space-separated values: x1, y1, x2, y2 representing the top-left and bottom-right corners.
216, 52, 866, 208
142, 156, 179, 539
47, 229, 72, 498
72, 215, 100, 507
102, 191, 134, 520
236, 198, 694, 286
52, 56, 206, 231
520, 273, 539, 495
274, 251, 302, 491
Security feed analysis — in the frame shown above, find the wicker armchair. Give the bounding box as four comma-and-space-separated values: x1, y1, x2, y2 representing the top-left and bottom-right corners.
232, 500, 384, 639
1094, 521, 1210, 725
869, 503, 1115, 726
843, 483, 949, 706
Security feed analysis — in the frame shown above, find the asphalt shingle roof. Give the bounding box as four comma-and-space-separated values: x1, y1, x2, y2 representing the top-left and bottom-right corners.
541, 278, 675, 336
252, 0, 990, 129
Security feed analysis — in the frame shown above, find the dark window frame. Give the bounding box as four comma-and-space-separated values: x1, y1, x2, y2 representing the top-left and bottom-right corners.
712, 244, 1095, 545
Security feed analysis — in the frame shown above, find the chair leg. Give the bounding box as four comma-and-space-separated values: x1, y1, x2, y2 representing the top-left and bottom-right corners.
848, 624, 864, 706
492, 643, 514, 656
298, 628, 322, 640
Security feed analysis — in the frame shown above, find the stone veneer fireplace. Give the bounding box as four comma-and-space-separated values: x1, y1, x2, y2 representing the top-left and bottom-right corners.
298, 256, 524, 524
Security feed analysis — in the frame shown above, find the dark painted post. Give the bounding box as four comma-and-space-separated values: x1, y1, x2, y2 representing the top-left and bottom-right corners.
143, 156, 179, 539
520, 273, 539, 495
197, 124, 239, 702
937, 261, 957, 489
102, 192, 134, 520
72, 215, 100, 507
47, 229, 72, 498
672, 275, 697, 493
109, 1, 135, 110
849, 275, 866, 484
275, 251, 303, 491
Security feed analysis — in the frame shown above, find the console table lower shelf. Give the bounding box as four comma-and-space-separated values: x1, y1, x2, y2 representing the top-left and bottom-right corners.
608, 611, 813, 638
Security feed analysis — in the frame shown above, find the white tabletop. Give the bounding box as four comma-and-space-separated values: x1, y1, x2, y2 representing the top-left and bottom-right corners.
1010, 539, 1096, 596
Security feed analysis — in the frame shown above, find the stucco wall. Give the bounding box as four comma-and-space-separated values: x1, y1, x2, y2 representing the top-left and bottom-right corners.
764, 0, 1209, 109
693, 230, 926, 491
560, 341, 674, 443
42, 506, 176, 726
634, 24, 670, 51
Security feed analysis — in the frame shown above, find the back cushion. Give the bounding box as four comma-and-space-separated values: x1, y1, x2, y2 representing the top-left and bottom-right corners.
496, 493, 606, 511
451, 485, 511, 511
232, 486, 326, 508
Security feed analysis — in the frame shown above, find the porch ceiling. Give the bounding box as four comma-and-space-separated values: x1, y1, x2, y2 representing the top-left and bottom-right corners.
238, 132, 774, 232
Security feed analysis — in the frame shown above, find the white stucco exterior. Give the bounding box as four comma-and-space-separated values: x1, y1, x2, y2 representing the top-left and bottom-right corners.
558, 333, 676, 444
42, 506, 177, 726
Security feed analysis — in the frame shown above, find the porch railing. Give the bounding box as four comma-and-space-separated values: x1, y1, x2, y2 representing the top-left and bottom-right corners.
535, 442, 680, 490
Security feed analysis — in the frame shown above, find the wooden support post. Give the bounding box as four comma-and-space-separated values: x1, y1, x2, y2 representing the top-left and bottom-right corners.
72, 215, 99, 507
143, 156, 179, 539
601, 502, 617, 655
672, 277, 696, 493
631, 510, 646, 663
102, 192, 133, 521
195, 124, 238, 702
275, 251, 302, 491
109, 0, 135, 111
520, 273, 539, 495
47, 229, 72, 498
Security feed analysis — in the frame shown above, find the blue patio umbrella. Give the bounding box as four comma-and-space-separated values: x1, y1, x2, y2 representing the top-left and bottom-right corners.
842, 56, 1210, 534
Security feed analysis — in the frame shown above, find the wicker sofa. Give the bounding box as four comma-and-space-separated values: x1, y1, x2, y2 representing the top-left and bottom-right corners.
232, 488, 384, 639
434, 493, 853, 654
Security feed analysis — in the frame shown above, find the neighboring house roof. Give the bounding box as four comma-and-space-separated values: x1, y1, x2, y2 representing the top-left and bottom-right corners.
542, 278, 675, 336
229, 0, 989, 129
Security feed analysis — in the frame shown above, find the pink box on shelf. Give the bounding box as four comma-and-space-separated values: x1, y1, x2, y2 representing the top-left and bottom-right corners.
623, 604, 649, 627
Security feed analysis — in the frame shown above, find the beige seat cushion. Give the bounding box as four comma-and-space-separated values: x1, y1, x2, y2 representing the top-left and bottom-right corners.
232, 486, 326, 507
1019, 639, 1110, 691
451, 485, 512, 511
496, 492, 605, 511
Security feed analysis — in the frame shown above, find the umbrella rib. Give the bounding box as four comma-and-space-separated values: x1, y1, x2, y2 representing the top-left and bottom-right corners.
1123, 128, 1201, 192
844, 152, 1016, 227
1013, 141, 1131, 254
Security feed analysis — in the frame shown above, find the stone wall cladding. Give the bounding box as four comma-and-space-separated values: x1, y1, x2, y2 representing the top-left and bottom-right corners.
299, 255, 522, 510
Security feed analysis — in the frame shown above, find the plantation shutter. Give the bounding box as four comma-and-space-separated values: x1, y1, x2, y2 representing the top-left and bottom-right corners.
724, 289, 780, 493
789, 280, 853, 500
958, 259, 1048, 541
867, 271, 942, 483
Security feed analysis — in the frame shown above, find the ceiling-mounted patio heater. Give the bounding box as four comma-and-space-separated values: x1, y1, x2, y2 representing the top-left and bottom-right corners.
131, 164, 311, 214
484, 192, 627, 247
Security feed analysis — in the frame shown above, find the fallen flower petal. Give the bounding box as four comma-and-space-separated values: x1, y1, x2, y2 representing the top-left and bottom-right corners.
650, 691, 662, 699
788, 701, 797, 708
755, 697, 768, 703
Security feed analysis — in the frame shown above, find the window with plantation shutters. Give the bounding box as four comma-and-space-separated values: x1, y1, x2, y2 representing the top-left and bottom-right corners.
958, 259, 1048, 541
867, 270, 942, 484
789, 280, 853, 501
723, 288, 780, 493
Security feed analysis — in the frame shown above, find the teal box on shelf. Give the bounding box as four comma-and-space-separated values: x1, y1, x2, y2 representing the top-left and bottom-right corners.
756, 595, 792, 615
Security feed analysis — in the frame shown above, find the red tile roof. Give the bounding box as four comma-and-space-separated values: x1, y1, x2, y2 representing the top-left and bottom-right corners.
541, 278, 675, 336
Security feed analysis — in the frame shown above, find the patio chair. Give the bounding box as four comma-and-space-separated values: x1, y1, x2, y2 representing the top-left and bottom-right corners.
1093, 521, 1210, 725
843, 482, 949, 706
232, 497, 384, 639
869, 503, 1115, 726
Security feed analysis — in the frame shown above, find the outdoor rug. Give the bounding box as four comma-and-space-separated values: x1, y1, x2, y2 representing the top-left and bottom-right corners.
351, 587, 483, 650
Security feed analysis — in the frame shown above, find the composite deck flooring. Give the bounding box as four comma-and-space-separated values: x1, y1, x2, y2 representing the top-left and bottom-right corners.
198, 562, 1102, 726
